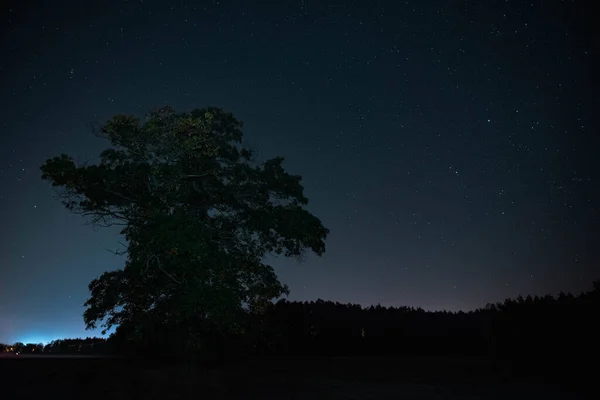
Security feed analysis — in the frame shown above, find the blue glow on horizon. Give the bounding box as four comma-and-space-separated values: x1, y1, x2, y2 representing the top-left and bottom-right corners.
15, 335, 56, 346
13, 327, 115, 346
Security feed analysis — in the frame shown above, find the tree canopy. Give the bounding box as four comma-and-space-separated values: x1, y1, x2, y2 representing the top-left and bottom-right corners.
40, 106, 329, 339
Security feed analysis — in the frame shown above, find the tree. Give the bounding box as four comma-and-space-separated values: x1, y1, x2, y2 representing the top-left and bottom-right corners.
40, 106, 329, 348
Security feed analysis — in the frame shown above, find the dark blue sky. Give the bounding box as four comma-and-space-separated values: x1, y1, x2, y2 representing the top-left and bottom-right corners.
1, 0, 598, 344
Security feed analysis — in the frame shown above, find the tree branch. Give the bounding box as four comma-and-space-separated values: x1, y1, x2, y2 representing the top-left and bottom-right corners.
103, 188, 137, 204
105, 247, 127, 256
144, 249, 181, 284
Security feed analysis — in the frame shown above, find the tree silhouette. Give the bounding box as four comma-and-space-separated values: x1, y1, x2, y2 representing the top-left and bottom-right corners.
29, 279, 599, 388
40, 106, 329, 352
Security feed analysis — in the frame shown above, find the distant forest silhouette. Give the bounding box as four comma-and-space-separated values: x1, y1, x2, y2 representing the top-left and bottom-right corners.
3, 280, 599, 383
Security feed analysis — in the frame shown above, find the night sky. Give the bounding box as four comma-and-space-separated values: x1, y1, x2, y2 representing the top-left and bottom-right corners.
1, 0, 598, 344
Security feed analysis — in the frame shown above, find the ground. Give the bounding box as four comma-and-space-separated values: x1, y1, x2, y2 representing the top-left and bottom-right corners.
0, 354, 590, 399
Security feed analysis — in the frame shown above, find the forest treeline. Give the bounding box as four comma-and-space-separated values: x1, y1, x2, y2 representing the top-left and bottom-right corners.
3, 281, 598, 381
121, 281, 600, 364
0, 338, 110, 355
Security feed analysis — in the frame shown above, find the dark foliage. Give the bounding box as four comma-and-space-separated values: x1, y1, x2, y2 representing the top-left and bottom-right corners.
0, 338, 110, 355
4, 282, 596, 391
98, 280, 599, 384
43, 337, 112, 354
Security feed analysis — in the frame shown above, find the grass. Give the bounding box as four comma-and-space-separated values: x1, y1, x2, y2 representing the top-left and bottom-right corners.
0, 354, 591, 399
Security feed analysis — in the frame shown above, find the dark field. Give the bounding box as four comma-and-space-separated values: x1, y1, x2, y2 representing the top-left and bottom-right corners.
0, 355, 591, 399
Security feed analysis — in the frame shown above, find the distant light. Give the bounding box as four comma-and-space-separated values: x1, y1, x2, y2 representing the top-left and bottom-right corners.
17, 335, 55, 346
